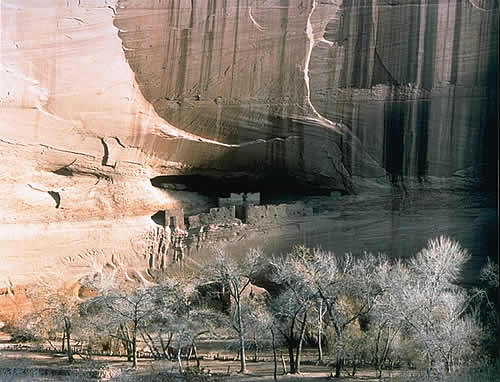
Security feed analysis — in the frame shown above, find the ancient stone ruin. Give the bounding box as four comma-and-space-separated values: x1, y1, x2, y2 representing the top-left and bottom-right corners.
0, 0, 496, 293
151, 192, 315, 267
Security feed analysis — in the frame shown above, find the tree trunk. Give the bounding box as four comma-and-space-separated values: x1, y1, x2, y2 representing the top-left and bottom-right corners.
351, 354, 357, 376
64, 317, 74, 364
381, 327, 392, 373
131, 321, 138, 368
443, 349, 454, 375
317, 300, 323, 363
160, 331, 173, 360
148, 332, 162, 360
281, 354, 287, 375
271, 328, 278, 382
334, 326, 344, 378
236, 297, 248, 373
132, 334, 137, 368
177, 345, 183, 372
127, 342, 132, 361
61, 330, 66, 353
374, 327, 382, 378
142, 332, 161, 360
287, 341, 296, 374
120, 324, 132, 362
192, 343, 200, 368
254, 333, 258, 362
295, 310, 308, 374
425, 352, 432, 377
334, 355, 343, 378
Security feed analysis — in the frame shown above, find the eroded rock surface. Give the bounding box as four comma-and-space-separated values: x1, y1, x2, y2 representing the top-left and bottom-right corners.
0, 0, 497, 298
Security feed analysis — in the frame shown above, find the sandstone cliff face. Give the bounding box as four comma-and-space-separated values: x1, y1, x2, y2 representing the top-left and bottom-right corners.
115, 0, 498, 180
0, 0, 497, 288
314, 0, 498, 180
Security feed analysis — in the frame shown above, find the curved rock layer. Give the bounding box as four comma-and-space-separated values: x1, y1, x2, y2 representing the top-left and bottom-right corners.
115, 0, 498, 180
0, 0, 498, 288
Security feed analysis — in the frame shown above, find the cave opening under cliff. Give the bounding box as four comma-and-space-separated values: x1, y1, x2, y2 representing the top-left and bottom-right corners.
150, 175, 335, 204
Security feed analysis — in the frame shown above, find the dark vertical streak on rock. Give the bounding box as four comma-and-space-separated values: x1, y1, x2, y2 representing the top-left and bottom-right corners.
352, 0, 372, 88
403, 102, 413, 177
218, 0, 228, 80
448, 88, 456, 174
229, 0, 241, 99
190, 0, 195, 28
481, 7, 499, 193
406, 5, 419, 84
421, 2, 438, 90
373, 6, 398, 87
162, 0, 180, 97
176, 30, 189, 98
450, 0, 462, 84
339, 7, 349, 87
199, 0, 216, 92
416, 100, 429, 181
384, 102, 405, 182
277, 0, 290, 137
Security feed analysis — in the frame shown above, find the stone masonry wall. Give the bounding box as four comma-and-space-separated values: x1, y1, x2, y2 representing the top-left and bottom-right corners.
218, 192, 261, 208
187, 206, 239, 228
246, 202, 313, 225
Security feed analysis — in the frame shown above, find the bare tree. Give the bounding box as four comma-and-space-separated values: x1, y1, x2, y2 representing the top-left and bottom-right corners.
269, 290, 310, 374
201, 247, 263, 373
315, 298, 327, 363
271, 245, 386, 377
169, 308, 223, 371
368, 259, 406, 378
343, 322, 371, 377
479, 257, 499, 360
392, 236, 485, 374
480, 257, 499, 290
84, 282, 161, 368
270, 246, 316, 374
25, 275, 82, 363
141, 278, 193, 362
241, 296, 273, 363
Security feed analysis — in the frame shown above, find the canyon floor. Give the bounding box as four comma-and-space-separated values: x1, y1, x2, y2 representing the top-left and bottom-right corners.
0, 330, 417, 382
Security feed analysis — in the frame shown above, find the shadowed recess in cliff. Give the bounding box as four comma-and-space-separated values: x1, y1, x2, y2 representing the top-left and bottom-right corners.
150, 175, 335, 197
151, 210, 166, 226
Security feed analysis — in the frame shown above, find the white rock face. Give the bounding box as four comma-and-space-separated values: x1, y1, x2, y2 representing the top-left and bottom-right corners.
0, 0, 196, 284
0, 0, 497, 288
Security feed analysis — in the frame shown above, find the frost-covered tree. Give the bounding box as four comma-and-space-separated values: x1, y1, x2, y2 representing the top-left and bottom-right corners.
393, 236, 485, 374
25, 274, 82, 363
269, 289, 310, 374
242, 296, 273, 362
168, 308, 223, 371
84, 285, 158, 368
139, 278, 193, 364
271, 245, 386, 377
201, 247, 263, 373
479, 257, 499, 360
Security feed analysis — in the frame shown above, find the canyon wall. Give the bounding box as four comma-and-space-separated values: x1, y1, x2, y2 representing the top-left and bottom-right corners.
0, 0, 497, 293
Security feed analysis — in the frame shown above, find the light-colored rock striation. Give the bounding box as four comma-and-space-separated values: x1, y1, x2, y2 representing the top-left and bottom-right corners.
0, 0, 497, 296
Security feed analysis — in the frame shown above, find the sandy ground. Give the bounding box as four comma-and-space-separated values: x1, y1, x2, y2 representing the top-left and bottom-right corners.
0, 330, 405, 381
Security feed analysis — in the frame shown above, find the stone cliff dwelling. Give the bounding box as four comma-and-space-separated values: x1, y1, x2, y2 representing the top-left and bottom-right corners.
0, 0, 496, 290
149, 187, 319, 267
